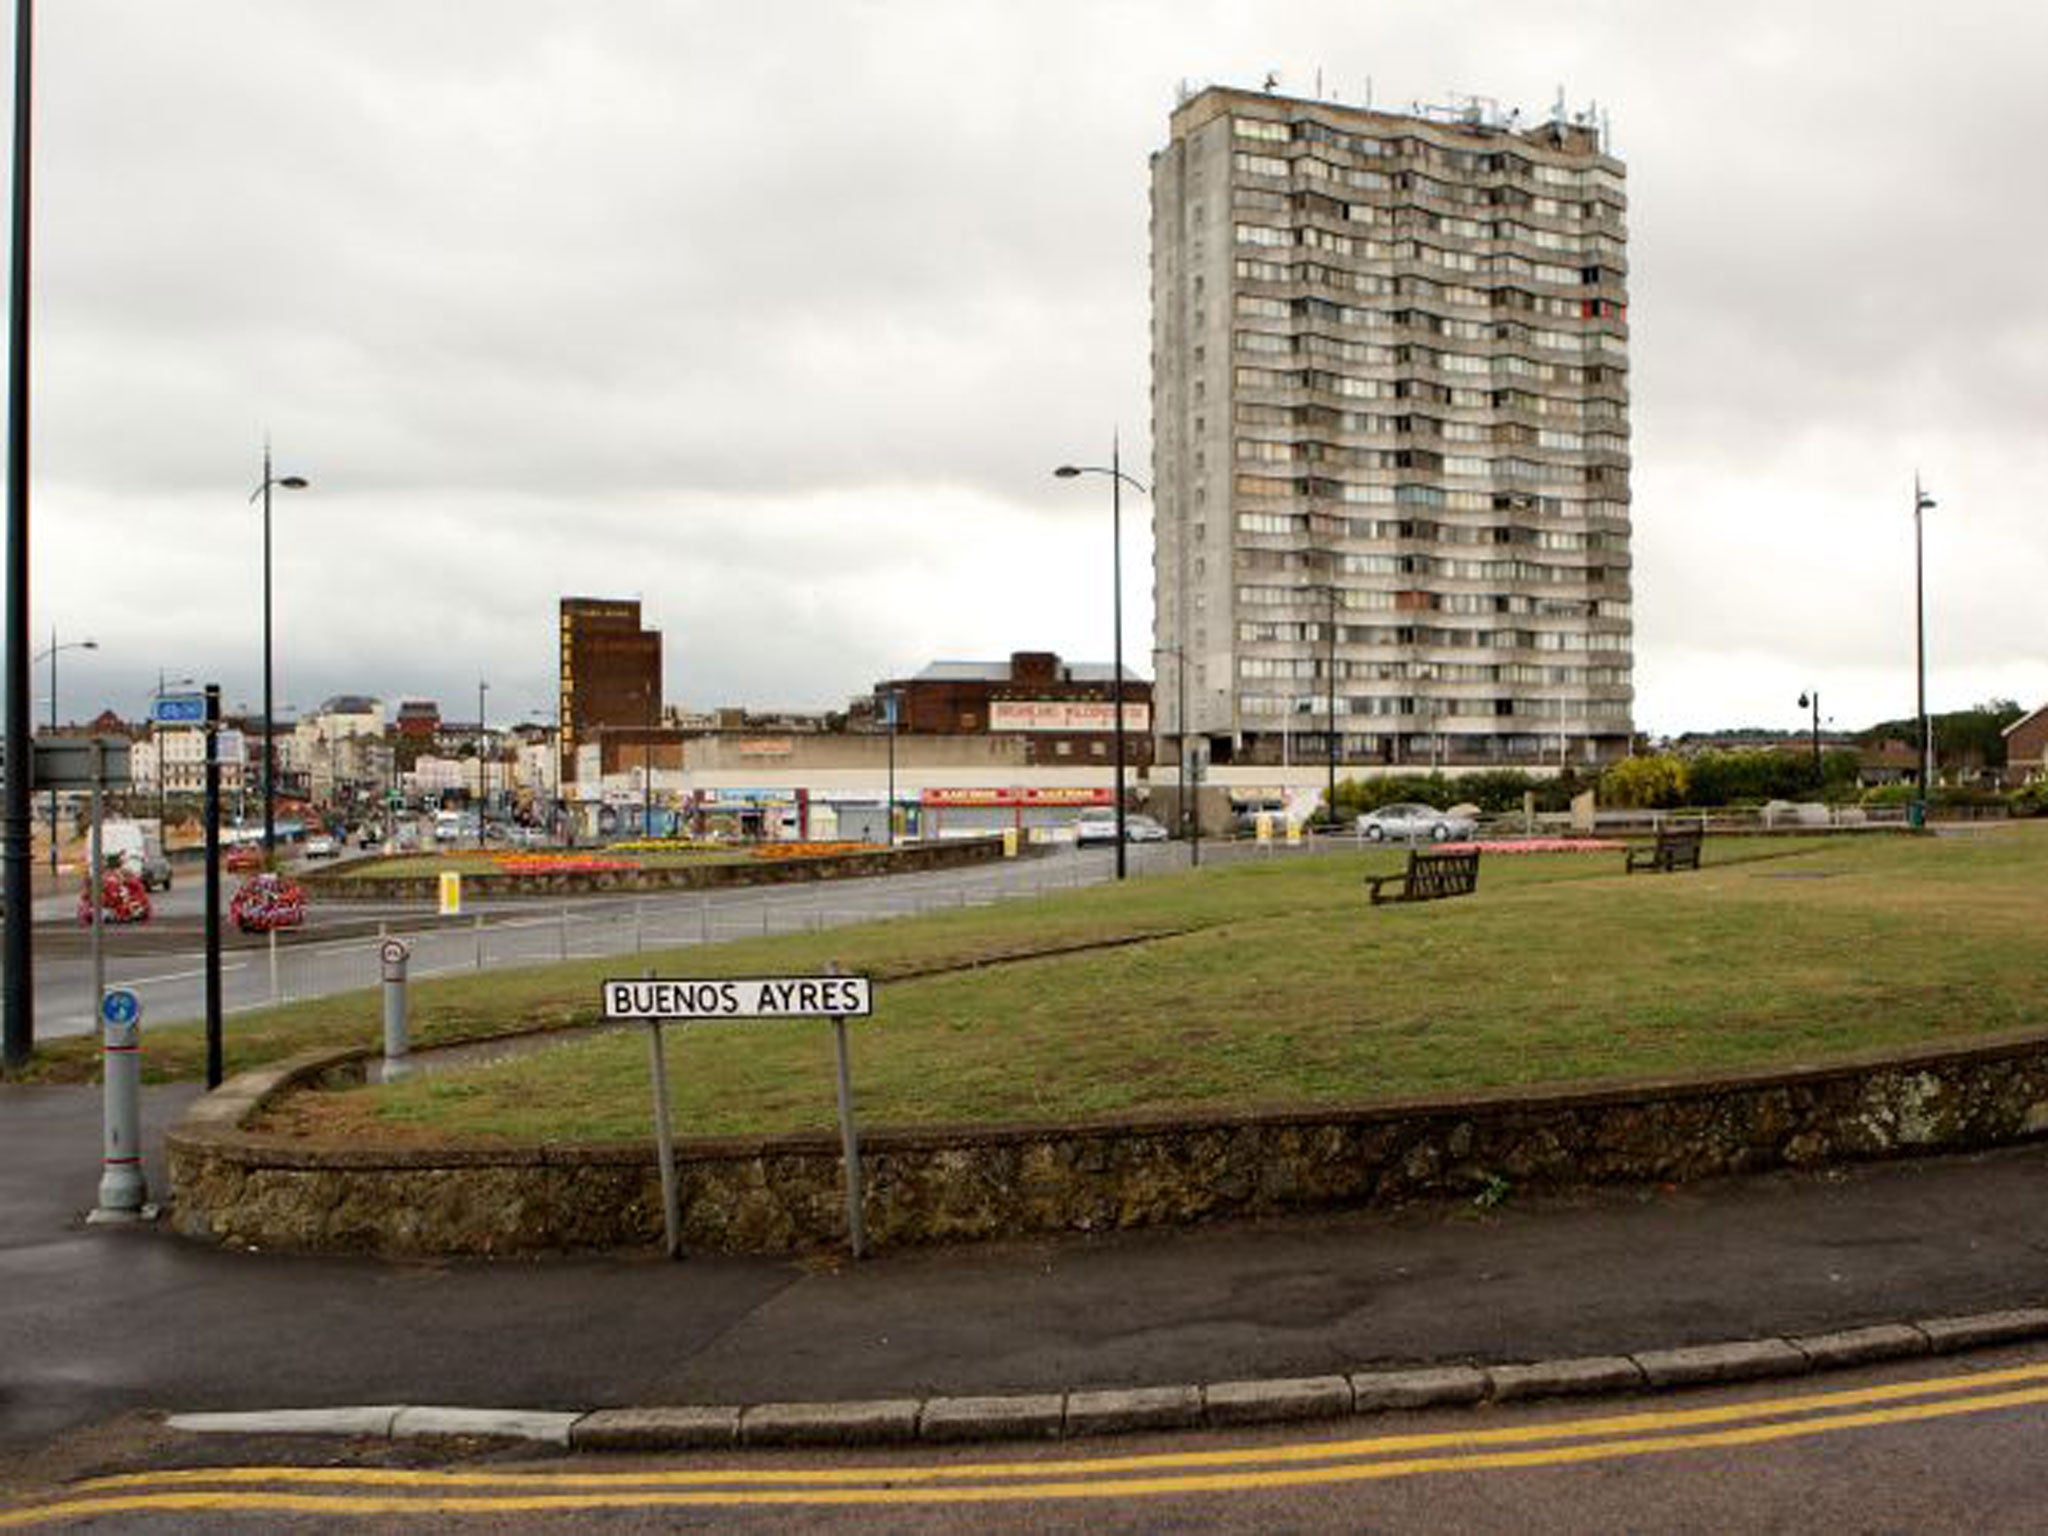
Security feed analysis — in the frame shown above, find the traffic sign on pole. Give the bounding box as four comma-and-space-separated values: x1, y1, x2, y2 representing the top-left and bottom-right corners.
149, 694, 208, 725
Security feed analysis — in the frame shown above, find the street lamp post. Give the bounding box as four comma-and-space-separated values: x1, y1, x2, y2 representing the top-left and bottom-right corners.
476, 678, 489, 846
1796, 690, 1822, 779
881, 686, 899, 848
35, 630, 95, 874
1055, 445, 1149, 881
1914, 476, 1937, 800
250, 445, 309, 855
1323, 578, 1338, 829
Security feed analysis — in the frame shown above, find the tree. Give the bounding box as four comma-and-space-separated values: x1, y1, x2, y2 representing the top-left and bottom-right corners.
1599, 754, 1688, 809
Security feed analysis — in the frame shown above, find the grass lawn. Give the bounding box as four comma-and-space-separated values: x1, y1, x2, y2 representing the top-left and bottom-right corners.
229, 826, 2048, 1144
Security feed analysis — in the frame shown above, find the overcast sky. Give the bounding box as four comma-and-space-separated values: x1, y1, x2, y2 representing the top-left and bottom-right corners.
13, 0, 2047, 739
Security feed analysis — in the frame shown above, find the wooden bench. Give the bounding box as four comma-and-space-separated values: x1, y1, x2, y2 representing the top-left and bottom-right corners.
1625, 823, 1704, 874
1366, 848, 1481, 906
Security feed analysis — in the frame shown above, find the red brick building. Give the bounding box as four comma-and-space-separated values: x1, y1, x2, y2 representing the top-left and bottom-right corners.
559, 598, 663, 786
2003, 704, 2048, 782
875, 652, 1154, 768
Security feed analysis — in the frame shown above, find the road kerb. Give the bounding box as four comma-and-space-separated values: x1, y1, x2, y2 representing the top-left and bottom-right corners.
918, 1394, 1066, 1442
1350, 1366, 1488, 1412
1633, 1339, 1809, 1387
1064, 1385, 1204, 1436
1488, 1356, 1645, 1403
389, 1407, 580, 1444
1916, 1308, 2048, 1354
1789, 1324, 1931, 1370
165, 1406, 405, 1438
1203, 1376, 1353, 1426
739, 1399, 922, 1447
571, 1406, 741, 1450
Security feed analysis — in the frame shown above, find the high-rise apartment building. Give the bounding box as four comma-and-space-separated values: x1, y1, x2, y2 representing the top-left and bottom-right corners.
1151, 86, 1634, 774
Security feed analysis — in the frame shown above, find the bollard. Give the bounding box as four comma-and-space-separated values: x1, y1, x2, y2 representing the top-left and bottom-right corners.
635, 900, 645, 954
90, 989, 148, 1222
380, 938, 412, 1080
559, 903, 570, 961
268, 927, 280, 1004
699, 896, 710, 945
474, 913, 485, 970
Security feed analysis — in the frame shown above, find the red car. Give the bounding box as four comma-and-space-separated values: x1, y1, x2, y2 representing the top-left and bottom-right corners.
225, 846, 265, 873
230, 873, 306, 933
78, 867, 152, 925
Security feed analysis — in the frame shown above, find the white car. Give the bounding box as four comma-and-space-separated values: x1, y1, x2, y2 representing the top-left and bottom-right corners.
303, 834, 339, 859
1355, 803, 1478, 842
1075, 809, 1167, 845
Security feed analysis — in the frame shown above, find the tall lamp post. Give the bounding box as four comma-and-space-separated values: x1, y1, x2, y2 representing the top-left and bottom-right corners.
251, 446, 309, 855
34, 630, 95, 873
1796, 690, 1822, 779
1055, 445, 1148, 881
476, 678, 489, 846
1914, 476, 1937, 800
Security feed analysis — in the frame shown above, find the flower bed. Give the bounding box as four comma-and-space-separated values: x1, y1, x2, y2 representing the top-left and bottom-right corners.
489, 854, 639, 875
750, 841, 871, 860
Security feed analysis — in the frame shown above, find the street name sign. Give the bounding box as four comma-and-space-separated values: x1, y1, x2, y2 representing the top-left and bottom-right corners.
603, 975, 872, 1021
30, 737, 132, 790
150, 694, 208, 725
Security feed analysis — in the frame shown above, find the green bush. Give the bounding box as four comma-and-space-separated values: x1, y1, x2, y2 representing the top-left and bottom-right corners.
1600, 754, 1688, 809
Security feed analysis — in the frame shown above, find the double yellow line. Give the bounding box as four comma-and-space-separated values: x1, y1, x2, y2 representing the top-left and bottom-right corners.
9, 1361, 2048, 1523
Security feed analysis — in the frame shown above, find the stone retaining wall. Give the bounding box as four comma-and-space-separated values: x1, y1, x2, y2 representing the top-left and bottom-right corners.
306, 836, 1008, 901
166, 1028, 2048, 1259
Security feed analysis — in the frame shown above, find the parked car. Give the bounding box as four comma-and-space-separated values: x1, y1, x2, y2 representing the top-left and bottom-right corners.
1124, 813, 1170, 843
1074, 808, 1120, 846
1355, 803, 1478, 842
1076, 808, 1169, 845
225, 845, 265, 873
230, 873, 306, 933
303, 834, 339, 860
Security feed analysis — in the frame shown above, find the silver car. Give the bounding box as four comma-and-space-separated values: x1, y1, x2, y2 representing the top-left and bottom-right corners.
1355, 802, 1477, 842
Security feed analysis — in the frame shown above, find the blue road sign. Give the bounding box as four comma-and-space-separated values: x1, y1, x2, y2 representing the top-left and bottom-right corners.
100, 989, 142, 1028
151, 694, 208, 725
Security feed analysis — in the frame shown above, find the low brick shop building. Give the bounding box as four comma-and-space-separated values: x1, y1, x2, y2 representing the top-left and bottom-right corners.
876, 652, 1153, 770
2003, 704, 2048, 783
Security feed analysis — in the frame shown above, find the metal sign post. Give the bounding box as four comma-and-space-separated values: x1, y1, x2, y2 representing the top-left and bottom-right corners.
603, 969, 875, 1259
203, 684, 224, 1090
379, 938, 412, 1080
89, 988, 147, 1221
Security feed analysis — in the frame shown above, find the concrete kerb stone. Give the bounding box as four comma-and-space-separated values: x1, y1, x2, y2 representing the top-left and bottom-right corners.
1916, 1307, 2048, 1354
571, 1406, 741, 1451
739, 1399, 923, 1447
1632, 1338, 1810, 1388
166, 1406, 406, 1439
1350, 1366, 1489, 1413
389, 1407, 581, 1445
1202, 1376, 1354, 1427
918, 1394, 1067, 1442
1064, 1385, 1205, 1437
1790, 1323, 1932, 1371
1488, 1355, 1645, 1403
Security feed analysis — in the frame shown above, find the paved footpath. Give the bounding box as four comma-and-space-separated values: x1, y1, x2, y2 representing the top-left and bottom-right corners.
6, 1080, 2048, 1450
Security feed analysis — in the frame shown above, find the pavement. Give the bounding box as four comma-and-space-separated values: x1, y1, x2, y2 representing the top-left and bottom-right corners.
6, 1078, 2048, 1453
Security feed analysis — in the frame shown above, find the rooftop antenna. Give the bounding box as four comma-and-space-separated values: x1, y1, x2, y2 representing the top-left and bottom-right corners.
1315, 66, 1323, 99
1365, 75, 1373, 109
1551, 85, 1566, 124
1262, 70, 1279, 93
